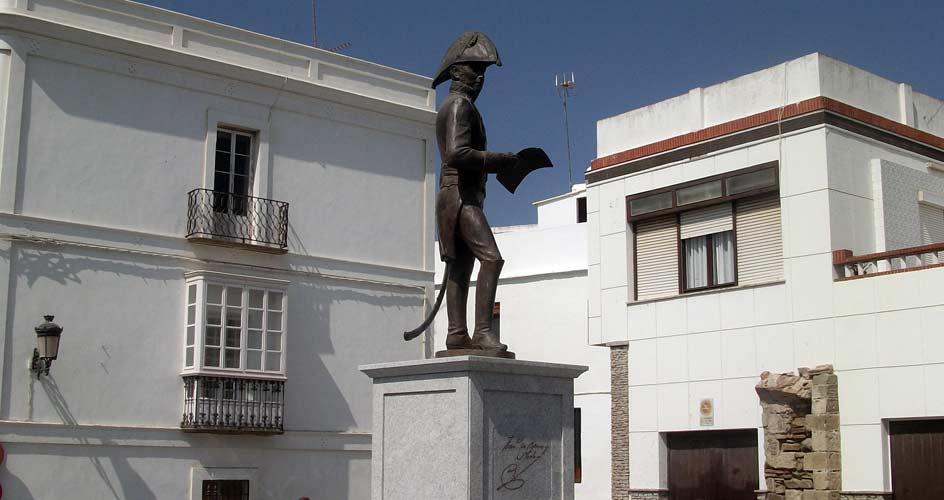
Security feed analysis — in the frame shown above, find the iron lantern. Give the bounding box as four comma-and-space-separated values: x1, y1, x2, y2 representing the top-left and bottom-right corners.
31, 315, 62, 376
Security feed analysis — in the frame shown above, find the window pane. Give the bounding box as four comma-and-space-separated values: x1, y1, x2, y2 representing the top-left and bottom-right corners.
684, 236, 708, 289
234, 155, 250, 176
204, 347, 220, 367
226, 287, 242, 306
266, 331, 282, 351
247, 351, 261, 370
235, 134, 251, 155
214, 172, 231, 194
267, 311, 282, 331
630, 191, 673, 216
207, 285, 223, 304
726, 167, 776, 195
186, 325, 195, 345
205, 326, 221, 346
214, 151, 231, 173
225, 307, 241, 327
224, 349, 239, 368
249, 289, 264, 308
185, 347, 193, 367
266, 352, 281, 371
268, 291, 283, 310
248, 310, 262, 329
248, 330, 262, 349
225, 328, 240, 347
206, 306, 222, 326
188, 284, 196, 303
677, 180, 722, 206
232, 174, 248, 197
187, 305, 195, 325
215, 131, 232, 152
713, 231, 735, 285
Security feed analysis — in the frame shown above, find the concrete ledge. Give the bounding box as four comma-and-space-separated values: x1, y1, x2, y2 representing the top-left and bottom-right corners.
360, 355, 588, 380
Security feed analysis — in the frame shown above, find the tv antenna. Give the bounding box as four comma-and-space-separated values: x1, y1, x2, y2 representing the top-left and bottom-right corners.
312, 0, 352, 53
555, 72, 576, 187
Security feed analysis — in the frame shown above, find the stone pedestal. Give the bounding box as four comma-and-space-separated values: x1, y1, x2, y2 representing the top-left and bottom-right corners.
360, 356, 587, 500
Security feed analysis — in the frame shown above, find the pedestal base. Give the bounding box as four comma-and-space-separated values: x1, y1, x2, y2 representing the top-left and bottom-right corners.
435, 348, 516, 359
361, 356, 587, 500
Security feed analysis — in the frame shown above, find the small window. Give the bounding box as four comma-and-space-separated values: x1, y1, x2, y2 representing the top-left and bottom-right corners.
213, 128, 254, 216
630, 191, 673, 216
202, 479, 249, 500
682, 231, 735, 291
725, 167, 776, 195
576, 197, 588, 223
574, 407, 582, 483
677, 180, 722, 206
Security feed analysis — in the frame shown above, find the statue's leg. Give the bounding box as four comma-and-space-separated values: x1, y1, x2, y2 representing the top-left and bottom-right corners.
445, 243, 474, 348
456, 205, 506, 351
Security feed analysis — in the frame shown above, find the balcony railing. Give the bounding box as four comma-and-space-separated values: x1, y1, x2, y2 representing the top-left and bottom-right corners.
186, 189, 289, 252
181, 375, 284, 434
833, 243, 944, 281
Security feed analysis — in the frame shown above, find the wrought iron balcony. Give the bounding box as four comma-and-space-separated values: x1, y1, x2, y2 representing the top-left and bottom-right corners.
181, 375, 284, 434
186, 189, 289, 252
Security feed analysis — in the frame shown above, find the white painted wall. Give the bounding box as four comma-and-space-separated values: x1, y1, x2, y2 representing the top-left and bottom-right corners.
590, 53, 944, 495
0, 1, 436, 499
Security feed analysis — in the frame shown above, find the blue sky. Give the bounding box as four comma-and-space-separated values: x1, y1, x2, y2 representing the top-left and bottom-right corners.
138, 0, 944, 226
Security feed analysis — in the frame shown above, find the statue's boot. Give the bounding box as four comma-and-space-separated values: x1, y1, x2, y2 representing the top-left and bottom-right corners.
470, 259, 506, 351
445, 257, 474, 349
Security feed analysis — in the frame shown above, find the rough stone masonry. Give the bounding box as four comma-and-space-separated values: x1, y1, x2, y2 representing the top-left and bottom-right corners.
756, 364, 841, 500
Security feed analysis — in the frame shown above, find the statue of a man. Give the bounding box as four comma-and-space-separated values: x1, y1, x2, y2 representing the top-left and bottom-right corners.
431, 32, 518, 352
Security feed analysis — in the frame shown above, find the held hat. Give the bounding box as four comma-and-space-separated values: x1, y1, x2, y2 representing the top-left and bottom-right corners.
431, 31, 502, 89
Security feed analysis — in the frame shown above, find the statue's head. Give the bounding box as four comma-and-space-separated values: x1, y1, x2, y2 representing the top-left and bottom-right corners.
432, 31, 502, 90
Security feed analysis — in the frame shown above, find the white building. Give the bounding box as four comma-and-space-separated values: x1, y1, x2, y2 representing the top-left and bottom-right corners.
432, 185, 613, 500
587, 53, 944, 500
0, 1, 437, 498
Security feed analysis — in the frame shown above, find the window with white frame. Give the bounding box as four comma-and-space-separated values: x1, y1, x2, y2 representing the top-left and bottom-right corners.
629, 163, 782, 301
212, 128, 254, 216
183, 271, 287, 375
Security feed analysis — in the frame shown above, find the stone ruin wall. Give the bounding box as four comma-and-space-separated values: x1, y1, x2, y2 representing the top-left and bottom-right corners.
756, 364, 841, 500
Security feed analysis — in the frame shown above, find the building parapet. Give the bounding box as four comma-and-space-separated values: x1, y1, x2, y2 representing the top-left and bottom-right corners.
833, 243, 944, 280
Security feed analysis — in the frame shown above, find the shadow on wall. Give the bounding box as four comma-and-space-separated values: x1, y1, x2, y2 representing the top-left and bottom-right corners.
0, 376, 159, 500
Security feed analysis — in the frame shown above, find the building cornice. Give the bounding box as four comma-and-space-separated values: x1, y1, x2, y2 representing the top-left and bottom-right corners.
0, 0, 435, 119
588, 97, 944, 184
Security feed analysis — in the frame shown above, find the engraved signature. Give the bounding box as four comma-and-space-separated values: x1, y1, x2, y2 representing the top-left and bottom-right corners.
496, 436, 549, 491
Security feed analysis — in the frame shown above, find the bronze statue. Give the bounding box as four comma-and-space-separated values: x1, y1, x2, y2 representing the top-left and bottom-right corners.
404, 32, 551, 357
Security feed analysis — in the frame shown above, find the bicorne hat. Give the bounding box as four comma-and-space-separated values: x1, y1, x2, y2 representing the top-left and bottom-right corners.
431, 31, 502, 89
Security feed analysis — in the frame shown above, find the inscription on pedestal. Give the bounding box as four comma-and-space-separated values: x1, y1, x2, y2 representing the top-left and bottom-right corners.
485, 391, 562, 500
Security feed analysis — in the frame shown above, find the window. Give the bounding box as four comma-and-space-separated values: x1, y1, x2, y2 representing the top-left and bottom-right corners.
184, 271, 288, 375
919, 202, 944, 265
630, 164, 782, 301
203, 480, 249, 500
574, 407, 582, 484
576, 197, 588, 223
213, 128, 254, 216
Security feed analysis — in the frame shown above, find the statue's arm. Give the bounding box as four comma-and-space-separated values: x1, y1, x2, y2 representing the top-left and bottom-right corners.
441, 99, 516, 174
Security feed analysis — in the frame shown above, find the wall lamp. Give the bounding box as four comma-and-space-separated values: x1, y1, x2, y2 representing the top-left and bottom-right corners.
31, 315, 63, 377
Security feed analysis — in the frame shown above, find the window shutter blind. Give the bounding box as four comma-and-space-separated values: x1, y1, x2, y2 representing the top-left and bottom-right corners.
635, 215, 679, 300
919, 203, 944, 265
735, 195, 783, 285
919, 203, 944, 245
680, 204, 733, 239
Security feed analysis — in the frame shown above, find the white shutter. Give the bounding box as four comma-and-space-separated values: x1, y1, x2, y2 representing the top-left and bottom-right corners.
735, 195, 783, 285
680, 204, 733, 239
919, 203, 944, 265
919, 203, 944, 245
635, 215, 678, 300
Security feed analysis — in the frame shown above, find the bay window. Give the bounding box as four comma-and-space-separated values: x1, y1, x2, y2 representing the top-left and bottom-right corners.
183, 271, 288, 376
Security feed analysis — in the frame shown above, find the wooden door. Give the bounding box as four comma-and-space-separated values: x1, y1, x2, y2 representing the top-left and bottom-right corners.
667, 429, 758, 500
890, 419, 944, 500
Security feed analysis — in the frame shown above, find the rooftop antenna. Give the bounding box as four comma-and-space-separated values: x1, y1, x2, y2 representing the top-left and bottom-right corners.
555, 72, 576, 188
312, 0, 352, 53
